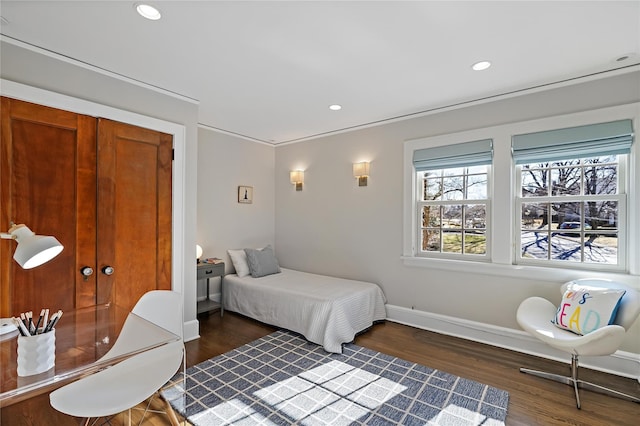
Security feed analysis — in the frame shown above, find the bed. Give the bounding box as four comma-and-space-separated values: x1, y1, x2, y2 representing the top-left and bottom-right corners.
222, 268, 387, 353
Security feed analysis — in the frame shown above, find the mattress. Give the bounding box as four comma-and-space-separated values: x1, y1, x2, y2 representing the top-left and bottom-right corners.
222, 268, 387, 353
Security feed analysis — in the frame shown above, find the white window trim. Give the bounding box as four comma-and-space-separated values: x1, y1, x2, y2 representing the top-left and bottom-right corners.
403, 102, 640, 284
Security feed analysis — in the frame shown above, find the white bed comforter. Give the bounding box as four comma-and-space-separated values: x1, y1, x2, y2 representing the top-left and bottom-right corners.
222, 268, 386, 353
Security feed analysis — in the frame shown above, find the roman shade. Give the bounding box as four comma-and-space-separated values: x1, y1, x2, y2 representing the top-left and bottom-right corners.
512, 119, 634, 165
413, 139, 493, 171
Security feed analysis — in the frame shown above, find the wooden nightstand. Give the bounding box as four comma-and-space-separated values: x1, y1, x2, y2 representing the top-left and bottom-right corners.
197, 262, 224, 314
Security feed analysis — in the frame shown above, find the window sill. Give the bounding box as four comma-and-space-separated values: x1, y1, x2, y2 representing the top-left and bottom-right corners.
401, 256, 639, 286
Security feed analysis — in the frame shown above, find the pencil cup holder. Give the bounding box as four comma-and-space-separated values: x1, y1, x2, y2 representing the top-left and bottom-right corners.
17, 329, 55, 376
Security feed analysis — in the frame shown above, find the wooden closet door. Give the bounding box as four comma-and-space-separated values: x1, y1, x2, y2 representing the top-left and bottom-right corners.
0, 97, 97, 316
96, 119, 172, 312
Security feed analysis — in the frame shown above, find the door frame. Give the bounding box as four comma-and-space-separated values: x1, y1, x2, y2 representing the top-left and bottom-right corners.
0, 79, 186, 301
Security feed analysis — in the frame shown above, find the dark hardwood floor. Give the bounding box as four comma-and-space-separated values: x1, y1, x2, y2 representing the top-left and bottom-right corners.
3, 311, 639, 425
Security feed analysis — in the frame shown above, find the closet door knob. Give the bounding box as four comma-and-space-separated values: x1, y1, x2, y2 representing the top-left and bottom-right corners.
102, 266, 115, 276
80, 266, 94, 277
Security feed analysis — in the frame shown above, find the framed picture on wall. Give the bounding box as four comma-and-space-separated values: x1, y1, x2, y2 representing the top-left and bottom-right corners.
238, 186, 253, 204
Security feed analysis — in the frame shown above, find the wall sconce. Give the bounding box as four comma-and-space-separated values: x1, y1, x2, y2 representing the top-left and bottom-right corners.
290, 170, 304, 191
1, 223, 63, 269
353, 162, 370, 186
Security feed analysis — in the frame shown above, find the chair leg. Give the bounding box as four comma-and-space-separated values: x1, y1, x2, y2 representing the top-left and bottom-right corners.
160, 393, 182, 426
577, 379, 640, 404
520, 354, 640, 409
570, 354, 581, 409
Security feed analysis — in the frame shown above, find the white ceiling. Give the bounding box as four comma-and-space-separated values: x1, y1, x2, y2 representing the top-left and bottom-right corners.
1, 1, 639, 144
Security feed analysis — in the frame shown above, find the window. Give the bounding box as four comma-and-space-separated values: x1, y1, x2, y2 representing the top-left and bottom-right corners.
413, 139, 492, 260
405, 106, 638, 278
418, 165, 489, 256
513, 120, 633, 270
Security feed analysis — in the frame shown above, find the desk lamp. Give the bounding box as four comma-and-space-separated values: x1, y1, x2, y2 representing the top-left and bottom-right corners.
0, 223, 63, 336
1, 223, 63, 269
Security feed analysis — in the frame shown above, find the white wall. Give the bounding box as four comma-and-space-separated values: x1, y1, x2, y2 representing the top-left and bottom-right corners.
196, 128, 276, 298
274, 70, 640, 359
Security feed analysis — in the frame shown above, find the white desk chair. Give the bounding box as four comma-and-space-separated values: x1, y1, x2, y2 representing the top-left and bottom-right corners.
517, 279, 640, 409
50, 290, 185, 425
50, 340, 183, 425
101, 290, 184, 361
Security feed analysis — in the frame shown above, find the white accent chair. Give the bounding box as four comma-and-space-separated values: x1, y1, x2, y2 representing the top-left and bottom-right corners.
50, 291, 185, 425
516, 279, 640, 409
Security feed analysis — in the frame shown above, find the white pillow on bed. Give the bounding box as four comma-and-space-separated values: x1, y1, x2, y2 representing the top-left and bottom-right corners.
227, 249, 250, 277
244, 245, 281, 278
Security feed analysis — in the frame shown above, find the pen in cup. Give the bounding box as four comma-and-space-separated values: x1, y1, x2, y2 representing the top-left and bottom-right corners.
13, 308, 62, 335
27, 311, 35, 335
12, 317, 30, 337
48, 310, 63, 331
42, 309, 49, 333
34, 309, 44, 332
43, 310, 62, 333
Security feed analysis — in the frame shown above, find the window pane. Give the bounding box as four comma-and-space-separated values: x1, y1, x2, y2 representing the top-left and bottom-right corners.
442, 205, 462, 228
464, 204, 486, 229
583, 155, 617, 165
550, 234, 582, 262
584, 163, 617, 195
442, 230, 462, 253
550, 158, 580, 168
521, 202, 549, 230
422, 229, 440, 252
443, 167, 464, 176
467, 165, 487, 174
520, 231, 549, 260
584, 233, 618, 264
466, 174, 487, 199
425, 178, 442, 201
464, 231, 486, 254
521, 168, 548, 197
422, 206, 441, 228
555, 202, 581, 230
551, 166, 581, 196
584, 201, 617, 230
442, 176, 464, 200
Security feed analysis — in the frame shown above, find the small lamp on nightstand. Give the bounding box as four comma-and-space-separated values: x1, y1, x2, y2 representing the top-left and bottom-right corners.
196, 244, 203, 263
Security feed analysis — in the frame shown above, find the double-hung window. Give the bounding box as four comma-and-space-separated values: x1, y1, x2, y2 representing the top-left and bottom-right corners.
413, 139, 492, 260
513, 120, 633, 271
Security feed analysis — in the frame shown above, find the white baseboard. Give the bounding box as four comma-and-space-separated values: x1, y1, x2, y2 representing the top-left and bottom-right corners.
183, 319, 200, 342
385, 304, 640, 381
186, 293, 222, 342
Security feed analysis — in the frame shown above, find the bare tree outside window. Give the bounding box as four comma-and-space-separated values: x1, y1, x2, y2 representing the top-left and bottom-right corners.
418, 166, 489, 257
518, 156, 621, 265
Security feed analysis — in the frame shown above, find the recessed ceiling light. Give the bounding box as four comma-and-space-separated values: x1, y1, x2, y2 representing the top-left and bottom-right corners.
472, 60, 492, 71
329, 104, 342, 111
136, 3, 161, 20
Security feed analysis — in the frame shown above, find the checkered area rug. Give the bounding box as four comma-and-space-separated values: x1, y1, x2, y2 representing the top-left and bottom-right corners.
162, 330, 509, 425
